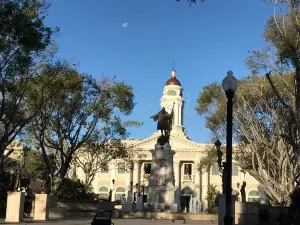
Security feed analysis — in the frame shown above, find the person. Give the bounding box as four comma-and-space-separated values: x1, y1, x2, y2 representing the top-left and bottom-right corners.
24, 186, 34, 216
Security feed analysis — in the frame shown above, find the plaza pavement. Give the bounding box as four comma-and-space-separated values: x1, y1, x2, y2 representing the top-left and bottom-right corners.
0, 215, 217, 225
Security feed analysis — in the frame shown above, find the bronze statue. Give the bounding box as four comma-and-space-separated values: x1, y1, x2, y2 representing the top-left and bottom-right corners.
240, 181, 246, 202
150, 103, 175, 137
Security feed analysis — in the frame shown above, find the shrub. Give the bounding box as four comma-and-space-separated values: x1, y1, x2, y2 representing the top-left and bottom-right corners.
56, 178, 95, 201
206, 184, 218, 214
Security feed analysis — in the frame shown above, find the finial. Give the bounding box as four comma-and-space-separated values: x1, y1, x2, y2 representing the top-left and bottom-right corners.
171, 69, 176, 78
172, 61, 176, 78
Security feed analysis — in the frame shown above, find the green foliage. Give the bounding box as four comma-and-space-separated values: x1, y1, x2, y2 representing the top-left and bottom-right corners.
0, 0, 58, 171
27, 64, 136, 194
198, 145, 219, 172
56, 178, 95, 201
196, 72, 297, 203
22, 149, 45, 181
206, 184, 218, 214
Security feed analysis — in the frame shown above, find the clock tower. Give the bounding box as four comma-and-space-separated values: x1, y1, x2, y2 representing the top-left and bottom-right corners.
160, 69, 186, 137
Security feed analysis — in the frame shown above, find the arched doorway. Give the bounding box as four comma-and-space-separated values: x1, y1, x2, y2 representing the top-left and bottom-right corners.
180, 187, 194, 212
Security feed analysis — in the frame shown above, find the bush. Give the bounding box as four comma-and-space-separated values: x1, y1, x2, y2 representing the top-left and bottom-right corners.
56, 178, 95, 201
206, 184, 218, 214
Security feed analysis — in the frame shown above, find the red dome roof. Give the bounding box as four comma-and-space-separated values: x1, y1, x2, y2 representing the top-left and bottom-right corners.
166, 77, 181, 86
166, 69, 181, 86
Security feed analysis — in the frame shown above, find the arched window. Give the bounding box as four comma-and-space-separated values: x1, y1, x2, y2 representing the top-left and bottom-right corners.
115, 187, 125, 201
232, 189, 240, 201
248, 190, 260, 203
99, 186, 109, 199
181, 187, 194, 196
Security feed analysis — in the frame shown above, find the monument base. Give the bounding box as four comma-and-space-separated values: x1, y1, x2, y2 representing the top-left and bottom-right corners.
147, 140, 178, 212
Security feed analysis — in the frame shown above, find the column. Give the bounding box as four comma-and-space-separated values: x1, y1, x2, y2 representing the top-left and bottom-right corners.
125, 167, 133, 194
195, 170, 201, 198
133, 160, 141, 192
174, 161, 181, 188
194, 155, 201, 199
202, 170, 209, 210
174, 161, 181, 207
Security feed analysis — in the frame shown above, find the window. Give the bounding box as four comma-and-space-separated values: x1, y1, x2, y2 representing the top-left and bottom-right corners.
232, 164, 238, 176
183, 164, 192, 180
101, 164, 108, 173
212, 164, 219, 175
99, 186, 109, 199
248, 190, 260, 203
167, 90, 176, 96
144, 163, 151, 175
115, 187, 126, 201
118, 163, 125, 174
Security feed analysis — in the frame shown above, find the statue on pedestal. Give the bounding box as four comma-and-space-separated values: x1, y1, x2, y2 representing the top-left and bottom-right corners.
151, 103, 175, 145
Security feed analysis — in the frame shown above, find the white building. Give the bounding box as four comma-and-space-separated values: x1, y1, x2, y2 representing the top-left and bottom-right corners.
74, 69, 264, 210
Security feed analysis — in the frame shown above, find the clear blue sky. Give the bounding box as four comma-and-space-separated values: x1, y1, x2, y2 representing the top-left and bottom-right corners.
45, 0, 273, 143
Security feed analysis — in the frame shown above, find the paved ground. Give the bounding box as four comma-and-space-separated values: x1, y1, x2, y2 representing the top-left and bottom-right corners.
0, 215, 217, 225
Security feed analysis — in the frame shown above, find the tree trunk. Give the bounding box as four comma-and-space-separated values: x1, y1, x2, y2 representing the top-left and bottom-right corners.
295, 65, 300, 111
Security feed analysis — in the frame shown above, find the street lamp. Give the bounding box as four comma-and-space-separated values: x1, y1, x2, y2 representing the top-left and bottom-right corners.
222, 70, 238, 225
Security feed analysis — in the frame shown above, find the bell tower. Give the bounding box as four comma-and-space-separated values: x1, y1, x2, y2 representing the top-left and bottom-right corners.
160, 69, 185, 136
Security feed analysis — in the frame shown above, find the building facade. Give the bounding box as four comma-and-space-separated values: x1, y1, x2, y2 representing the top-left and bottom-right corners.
75, 69, 264, 210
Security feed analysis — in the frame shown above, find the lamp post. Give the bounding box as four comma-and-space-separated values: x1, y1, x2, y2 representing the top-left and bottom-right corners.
222, 71, 238, 225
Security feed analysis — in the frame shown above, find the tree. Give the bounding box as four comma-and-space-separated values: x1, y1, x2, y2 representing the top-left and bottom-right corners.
0, 0, 58, 174
27, 64, 135, 194
74, 117, 139, 185
196, 73, 298, 204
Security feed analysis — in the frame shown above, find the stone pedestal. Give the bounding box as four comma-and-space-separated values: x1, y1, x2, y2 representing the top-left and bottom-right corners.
217, 194, 235, 225
147, 141, 177, 212
5, 192, 25, 222
33, 194, 50, 220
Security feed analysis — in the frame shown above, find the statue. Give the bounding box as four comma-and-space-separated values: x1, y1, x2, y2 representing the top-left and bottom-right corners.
240, 181, 246, 202
151, 103, 175, 137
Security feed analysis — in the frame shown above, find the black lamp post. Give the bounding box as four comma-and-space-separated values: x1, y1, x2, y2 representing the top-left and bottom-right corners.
222, 70, 238, 225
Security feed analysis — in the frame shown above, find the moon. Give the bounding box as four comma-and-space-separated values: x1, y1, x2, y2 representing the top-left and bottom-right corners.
122, 22, 128, 28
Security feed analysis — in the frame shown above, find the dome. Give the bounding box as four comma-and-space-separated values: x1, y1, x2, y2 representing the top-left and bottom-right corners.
166, 77, 181, 86
166, 69, 181, 86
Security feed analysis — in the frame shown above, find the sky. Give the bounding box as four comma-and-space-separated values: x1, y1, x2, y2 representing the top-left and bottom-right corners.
45, 0, 273, 143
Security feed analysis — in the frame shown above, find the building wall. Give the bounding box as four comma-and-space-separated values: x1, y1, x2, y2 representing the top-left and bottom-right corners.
74, 145, 265, 208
